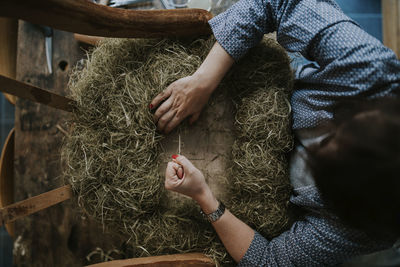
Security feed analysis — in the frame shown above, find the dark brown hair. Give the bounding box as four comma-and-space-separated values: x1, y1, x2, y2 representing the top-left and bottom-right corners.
307, 97, 400, 237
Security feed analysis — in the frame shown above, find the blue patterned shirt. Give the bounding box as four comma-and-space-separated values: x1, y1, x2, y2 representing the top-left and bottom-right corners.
209, 0, 400, 130
208, 0, 400, 266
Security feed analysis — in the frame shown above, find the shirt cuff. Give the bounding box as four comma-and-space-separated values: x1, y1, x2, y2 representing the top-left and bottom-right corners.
237, 231, 269, 266
208, 13, 243, 61
208, 0, 268, 61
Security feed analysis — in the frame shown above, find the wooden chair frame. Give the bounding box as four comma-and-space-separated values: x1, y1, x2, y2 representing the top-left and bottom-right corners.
0, 1, 215, 265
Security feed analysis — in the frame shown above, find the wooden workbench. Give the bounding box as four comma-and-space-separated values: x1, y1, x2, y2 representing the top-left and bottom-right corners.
11, 2, 237, 266
14, 21, 126, 266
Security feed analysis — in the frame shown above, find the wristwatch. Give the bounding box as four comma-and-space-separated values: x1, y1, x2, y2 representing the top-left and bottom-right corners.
200, 201, 225, 222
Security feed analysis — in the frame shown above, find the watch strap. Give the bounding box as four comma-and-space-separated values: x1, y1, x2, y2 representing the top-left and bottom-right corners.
200, 201, 225, 222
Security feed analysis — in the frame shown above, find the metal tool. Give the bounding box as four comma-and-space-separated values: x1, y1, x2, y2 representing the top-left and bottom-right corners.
187, 0, 211, 11
160, 0, 211, 11
160, 0, 175, 9
38, 25, 53, 74
109, 0, 150, 8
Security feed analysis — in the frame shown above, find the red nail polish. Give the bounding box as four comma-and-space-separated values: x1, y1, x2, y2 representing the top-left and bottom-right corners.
149, 104, 153, 109
172, 154, 178, 159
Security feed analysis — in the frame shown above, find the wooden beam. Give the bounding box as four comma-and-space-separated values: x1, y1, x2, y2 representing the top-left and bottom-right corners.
382, 0, 400, 58
0, 17, 18, 105
0, 185, 72, 226
0, 0, 213, 38
86, 253, 215, 267
74, 34, 104, 46
0, 74, 75, 112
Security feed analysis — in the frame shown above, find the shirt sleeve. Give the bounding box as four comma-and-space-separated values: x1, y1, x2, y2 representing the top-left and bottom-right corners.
237, 214, 394, 267
208, 0, 352, 60
208, 0, 274, 60
209, 0, 400, 129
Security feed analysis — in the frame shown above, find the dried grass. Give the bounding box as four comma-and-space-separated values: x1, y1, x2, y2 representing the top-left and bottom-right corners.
62, 36, 293, 265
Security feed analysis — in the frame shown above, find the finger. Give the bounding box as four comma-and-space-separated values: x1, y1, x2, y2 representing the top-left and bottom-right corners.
167, 161, 181, 172
189, 112, 201, 125
165, 176, 180, 191
173, 155, 195, 172
158, 109, 177, 132
166, 162, 181, 179
153, 97, 173, 124
151, 86, 173, 110
164, 113, 185, 134
177, 166, 184, 179
171, 155, 184, 179
165, 162, 183, 190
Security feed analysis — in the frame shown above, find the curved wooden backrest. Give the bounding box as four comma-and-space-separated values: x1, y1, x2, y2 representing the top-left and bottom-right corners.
0, 128, 15, 236
0, 0, 213, 38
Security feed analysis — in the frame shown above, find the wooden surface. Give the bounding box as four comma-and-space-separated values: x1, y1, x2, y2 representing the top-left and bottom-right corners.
0, 74, 76, 112
12, 1, 236, 266
0, 0, 212, 38
0, 128, 15, 236
14, 21, 126, 267
0, 185, 72, 226
382, 0, 400, 58
86, 253, 215, 267
0, 17, 18, 105
74, 34, 104, 46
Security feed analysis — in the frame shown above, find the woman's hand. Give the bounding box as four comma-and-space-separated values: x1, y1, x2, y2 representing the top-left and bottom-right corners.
165, 154, 218, 213
151, 74, 214, 134
150, 42, 234, 134
165, 155, 209, 200
165, 154, 254, 262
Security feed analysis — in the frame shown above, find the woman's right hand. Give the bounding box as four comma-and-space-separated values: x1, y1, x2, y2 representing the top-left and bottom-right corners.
165, 154, 219, 213
165, 155, 209, 200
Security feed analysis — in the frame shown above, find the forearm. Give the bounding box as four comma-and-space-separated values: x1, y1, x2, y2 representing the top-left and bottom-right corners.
195, 188, 254, 263
192, 41, 234, 94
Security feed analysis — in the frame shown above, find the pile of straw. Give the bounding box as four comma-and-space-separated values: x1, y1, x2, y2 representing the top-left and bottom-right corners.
62, 36, 293, 265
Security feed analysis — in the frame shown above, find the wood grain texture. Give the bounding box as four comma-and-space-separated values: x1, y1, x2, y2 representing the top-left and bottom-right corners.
0, 17, 18, 105
0, 128, 15, 236
14, 21, 126, 267
0, 185, 72, 226
11, 1, 235, 264
86, 253, 215, 267
74, 34, 104, 46
0, 74, 75, 112
382, 0, 400, 58
0, 0, 213, 38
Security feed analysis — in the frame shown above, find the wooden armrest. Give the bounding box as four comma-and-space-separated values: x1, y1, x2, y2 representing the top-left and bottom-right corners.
86, 253, 215, 267
0, 0, 213, 38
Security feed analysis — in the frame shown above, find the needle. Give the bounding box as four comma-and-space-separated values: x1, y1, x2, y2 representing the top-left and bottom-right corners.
177, 132, 183, 179
178, 133, 181, 155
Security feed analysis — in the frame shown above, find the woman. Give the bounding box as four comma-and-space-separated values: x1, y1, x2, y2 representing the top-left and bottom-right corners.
164, 97, 400, 266
152, 0, 400, 265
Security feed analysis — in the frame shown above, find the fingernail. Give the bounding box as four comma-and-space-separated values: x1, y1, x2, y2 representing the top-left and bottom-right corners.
149, 104, 153, 109
172, 154, 179, 159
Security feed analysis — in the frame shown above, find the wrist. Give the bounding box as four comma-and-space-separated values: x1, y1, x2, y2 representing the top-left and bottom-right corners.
192, 69, 220, 94
194, 187, 219, 214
